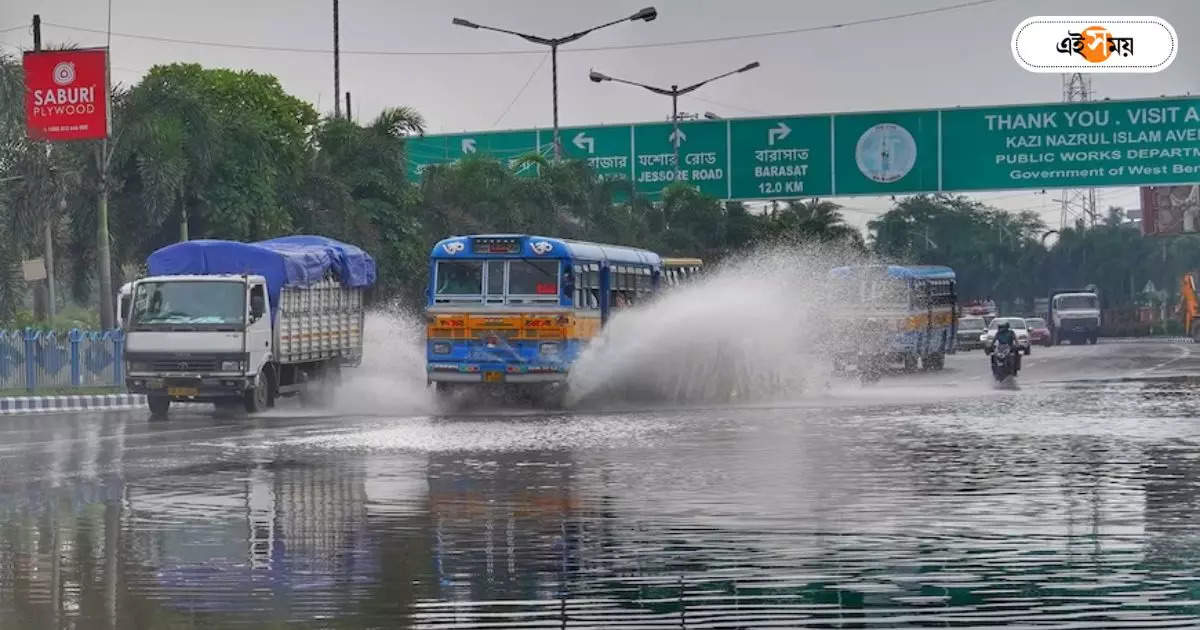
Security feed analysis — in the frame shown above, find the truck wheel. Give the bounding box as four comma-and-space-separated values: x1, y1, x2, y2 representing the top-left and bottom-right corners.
147, 395, 170, 419
244, 370, 270, 413
1089, 336, 1098, 345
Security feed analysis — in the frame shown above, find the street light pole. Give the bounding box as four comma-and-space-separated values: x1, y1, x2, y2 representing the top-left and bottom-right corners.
589, 62, 760, 181
452, 7, 657, 161
551, 43, 559, 157
671, 87, 680, 180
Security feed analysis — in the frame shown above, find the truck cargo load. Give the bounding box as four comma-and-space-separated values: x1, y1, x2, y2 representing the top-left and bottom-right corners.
146, 236, 376, 316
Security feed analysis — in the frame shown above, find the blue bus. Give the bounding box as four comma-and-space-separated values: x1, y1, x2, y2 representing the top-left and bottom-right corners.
425, 234, 668, 400
827, 264, 957, 376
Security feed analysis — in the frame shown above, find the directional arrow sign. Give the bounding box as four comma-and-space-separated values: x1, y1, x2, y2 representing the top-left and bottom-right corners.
668, 128, 687, 148
561, 125, 633, 184
634, 120, 726, 198
767, 121, 791, 146
573, 132, 594, 154
730, 115, 831, 198
406, 130, 539, 180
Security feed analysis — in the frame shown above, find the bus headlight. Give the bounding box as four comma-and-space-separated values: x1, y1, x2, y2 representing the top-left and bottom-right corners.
220, 360, 244, 372
432, 342, 451, 354
539, 342, 560, 356
128, 361, 151, 373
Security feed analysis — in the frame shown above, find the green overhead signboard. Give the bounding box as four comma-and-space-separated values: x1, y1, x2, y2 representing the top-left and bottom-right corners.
406, 96, 1200, 198
633, 120, 727, 198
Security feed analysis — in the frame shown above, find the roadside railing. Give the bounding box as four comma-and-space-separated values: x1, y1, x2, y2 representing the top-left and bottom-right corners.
0, 329, 125, 392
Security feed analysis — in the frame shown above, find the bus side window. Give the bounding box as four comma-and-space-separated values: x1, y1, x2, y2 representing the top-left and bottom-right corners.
573, 264, 584, 308
586, 264, 600, 309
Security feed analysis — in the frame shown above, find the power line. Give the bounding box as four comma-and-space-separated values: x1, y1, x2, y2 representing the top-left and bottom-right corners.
0, 25, 25, 35
41, 1, 999, 58
493, 52, 549, 128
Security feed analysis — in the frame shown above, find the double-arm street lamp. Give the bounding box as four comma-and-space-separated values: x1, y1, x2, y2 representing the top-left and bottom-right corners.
452, 7, 657, 160
589, 62, 759, 178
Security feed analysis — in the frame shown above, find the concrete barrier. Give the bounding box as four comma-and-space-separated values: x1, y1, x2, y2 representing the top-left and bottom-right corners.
0, 393, 146, 415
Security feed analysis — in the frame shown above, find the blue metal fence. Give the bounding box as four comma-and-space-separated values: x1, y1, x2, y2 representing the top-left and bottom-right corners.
0, 329, 125, 392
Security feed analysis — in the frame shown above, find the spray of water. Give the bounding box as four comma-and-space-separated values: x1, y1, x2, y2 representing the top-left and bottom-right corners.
566, 242, 872, 407
329, 309, 435, 415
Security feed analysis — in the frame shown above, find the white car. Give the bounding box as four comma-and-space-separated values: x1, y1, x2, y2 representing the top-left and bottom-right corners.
981, 317, 1032, 355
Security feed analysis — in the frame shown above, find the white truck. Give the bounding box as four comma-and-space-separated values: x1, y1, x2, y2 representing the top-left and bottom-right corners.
122, 236, 375, 417
1048, 289, 1101, 345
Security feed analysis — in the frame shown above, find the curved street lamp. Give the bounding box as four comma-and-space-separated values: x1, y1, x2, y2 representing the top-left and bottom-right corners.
452, 8, 658, 160
588, 62, 760, 178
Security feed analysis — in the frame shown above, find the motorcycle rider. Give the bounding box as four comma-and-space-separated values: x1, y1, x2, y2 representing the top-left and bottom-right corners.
993, 321, 1021, 371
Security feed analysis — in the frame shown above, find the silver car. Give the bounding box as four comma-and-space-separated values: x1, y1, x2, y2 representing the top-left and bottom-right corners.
981, 317, 1032, 355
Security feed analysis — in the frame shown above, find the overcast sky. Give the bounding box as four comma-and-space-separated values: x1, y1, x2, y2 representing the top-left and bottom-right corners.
2, 0, 1196, 233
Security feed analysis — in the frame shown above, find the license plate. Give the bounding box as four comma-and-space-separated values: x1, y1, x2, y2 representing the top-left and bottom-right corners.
483, 371, 503, 383
168, 387, 198, 397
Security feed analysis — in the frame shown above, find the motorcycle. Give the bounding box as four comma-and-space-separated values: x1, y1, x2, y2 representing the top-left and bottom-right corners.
990, 343, 1018, 381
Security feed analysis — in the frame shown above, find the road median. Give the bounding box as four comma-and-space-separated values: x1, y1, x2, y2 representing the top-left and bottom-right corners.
0, 393, 146, 415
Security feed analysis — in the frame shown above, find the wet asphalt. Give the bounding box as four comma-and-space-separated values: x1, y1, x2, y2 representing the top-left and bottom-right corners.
3, 340, 1200, 628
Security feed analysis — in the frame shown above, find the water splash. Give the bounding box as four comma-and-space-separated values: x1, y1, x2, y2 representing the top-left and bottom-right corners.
329, 309, 435, 415
567, 242, 870, 407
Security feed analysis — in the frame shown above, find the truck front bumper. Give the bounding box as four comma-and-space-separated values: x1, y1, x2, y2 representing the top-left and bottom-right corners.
126, 374, 253, 401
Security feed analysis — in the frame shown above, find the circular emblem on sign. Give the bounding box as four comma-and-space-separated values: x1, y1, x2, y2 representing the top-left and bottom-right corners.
855, 123, 917, 184
52, 61, 76, 86
442, 241, 464, 254
530, 240, 553, 255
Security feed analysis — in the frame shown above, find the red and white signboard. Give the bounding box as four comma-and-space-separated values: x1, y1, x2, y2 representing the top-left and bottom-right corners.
23, 48, 110, 141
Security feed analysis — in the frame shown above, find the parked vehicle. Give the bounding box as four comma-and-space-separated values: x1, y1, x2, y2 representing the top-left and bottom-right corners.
123, 236, 376, 418
981, 317, 1032, 355
1025, 317, 1052, 347
1048, 289, 1101, 345
990, 343, 1019, 382
956, 316, 987, 350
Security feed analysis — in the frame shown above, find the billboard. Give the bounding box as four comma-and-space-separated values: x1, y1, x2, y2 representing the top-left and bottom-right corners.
22, 48, 110, 141
1141, 184, 1200, 236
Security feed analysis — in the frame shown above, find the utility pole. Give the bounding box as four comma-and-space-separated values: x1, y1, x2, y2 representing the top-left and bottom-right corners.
333, 0, 341, 119
32, 15, 56, 321
345, 92, 351, 121
96, 1, 116, 330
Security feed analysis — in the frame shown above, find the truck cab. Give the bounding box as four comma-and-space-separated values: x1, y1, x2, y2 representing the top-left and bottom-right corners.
1048, 290, 1101, 345
124, 274, 274, 415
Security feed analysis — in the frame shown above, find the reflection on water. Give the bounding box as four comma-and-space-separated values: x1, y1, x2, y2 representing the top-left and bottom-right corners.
2, 380, 1200, 627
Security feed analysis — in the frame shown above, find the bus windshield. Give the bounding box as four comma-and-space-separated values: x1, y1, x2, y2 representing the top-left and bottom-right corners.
434, 259, 559, 303
435, 261, 483, 296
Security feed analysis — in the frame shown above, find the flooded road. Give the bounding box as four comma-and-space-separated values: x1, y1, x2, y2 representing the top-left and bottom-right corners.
3, 341, 1200, 628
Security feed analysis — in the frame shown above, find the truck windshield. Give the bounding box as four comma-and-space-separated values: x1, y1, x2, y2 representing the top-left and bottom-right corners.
130, 281, 245, 329
1057, 295, 1098, 310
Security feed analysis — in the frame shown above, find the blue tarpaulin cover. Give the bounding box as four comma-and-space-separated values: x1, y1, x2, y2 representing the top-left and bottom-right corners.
146, 236, 376, 313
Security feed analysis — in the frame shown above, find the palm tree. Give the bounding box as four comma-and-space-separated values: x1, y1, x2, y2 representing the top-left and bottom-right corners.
768, 198, 863, 246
